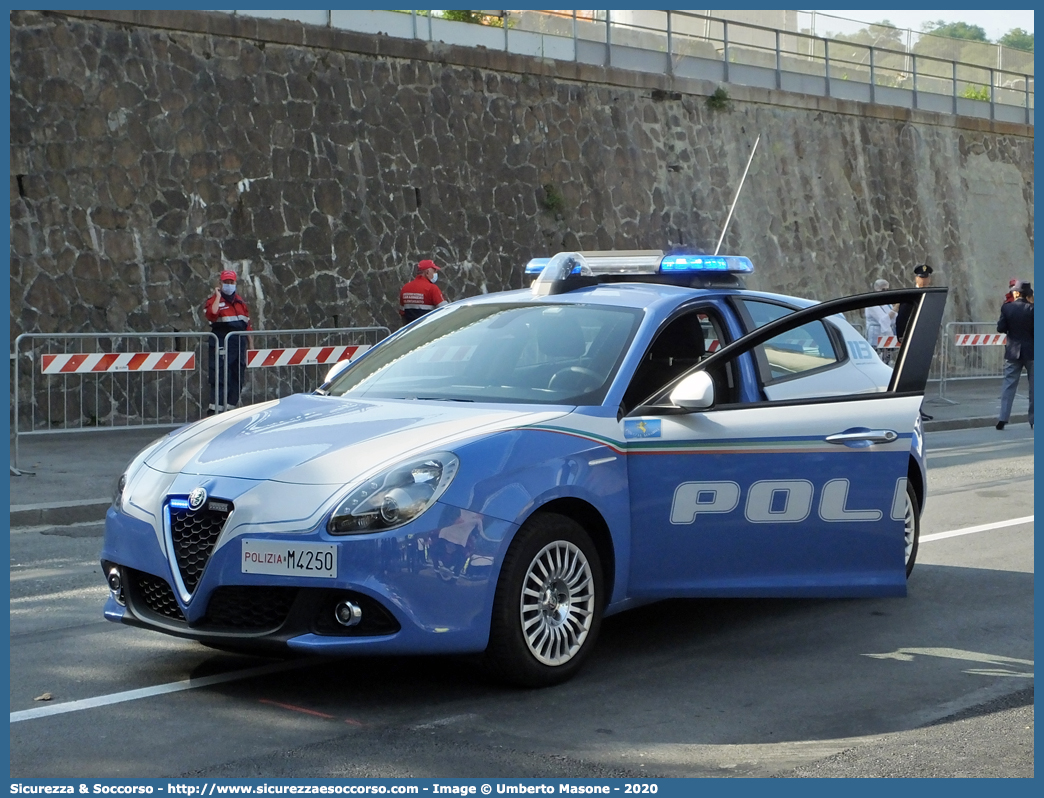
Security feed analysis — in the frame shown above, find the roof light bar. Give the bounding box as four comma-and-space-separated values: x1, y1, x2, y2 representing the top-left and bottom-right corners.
528, 250, 755, 295
525, 250, 665, 276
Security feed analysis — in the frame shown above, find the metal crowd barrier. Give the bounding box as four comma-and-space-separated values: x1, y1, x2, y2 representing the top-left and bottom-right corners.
938, 321, 1008, 401
12, 331, 218, 470
11, 326, 391, 471
219, 326, 391, 411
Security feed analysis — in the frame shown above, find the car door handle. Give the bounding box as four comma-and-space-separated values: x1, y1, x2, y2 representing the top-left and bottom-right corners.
825, 430, 899, 445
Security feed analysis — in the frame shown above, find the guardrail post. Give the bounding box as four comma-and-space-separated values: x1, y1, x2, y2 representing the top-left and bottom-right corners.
605, 10, 611, 68
989, 67, 996, 120
824, 38, 830, 97
869, 46, 876, 104
572, 10, 578, 63
952, 61, 958, 115
774, 29, 781, 90
1025, 75, 1031, 125
667, 11, 674, 78
722, 21, 729, 83
912, 52, 919, 110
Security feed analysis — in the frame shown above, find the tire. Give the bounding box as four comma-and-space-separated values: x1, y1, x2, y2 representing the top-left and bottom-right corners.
904, 482, 921, 578
485, 512, 603, 688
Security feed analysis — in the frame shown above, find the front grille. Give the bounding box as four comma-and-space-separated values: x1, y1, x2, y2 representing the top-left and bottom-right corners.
202, 586, 299, 631
132, 570, 187, 622
170, 500, 232, 593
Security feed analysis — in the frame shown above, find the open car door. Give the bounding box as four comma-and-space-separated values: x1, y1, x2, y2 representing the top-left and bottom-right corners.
624, 287, 947, 598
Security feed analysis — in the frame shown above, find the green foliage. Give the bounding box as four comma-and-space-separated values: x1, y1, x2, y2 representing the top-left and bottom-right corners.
706, 86, 731, 111
921, 21, 988, 42
541, 183, 565, 214
442, 10, 505, 27
834, 21, 905, 50
999, 28, 1033, 52
961, 84, 991, 101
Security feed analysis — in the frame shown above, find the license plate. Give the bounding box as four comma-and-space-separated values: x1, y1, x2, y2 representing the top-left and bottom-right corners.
241, 540, 337, 578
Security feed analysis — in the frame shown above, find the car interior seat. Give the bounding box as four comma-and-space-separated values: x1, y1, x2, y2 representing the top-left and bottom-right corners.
623, 313, 707, 410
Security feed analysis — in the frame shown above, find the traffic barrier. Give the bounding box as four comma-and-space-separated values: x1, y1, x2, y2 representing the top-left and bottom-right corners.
12, 332, 217, 471
939, 322, 1009, 402
246, 344, 369, 368
218, 327, 389, 411
954, 333, 1006, 346
11, 327, 391, 471
40, 351, 196, 373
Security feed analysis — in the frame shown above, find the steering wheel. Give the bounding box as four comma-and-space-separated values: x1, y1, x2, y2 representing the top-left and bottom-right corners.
548, 366, 601, 392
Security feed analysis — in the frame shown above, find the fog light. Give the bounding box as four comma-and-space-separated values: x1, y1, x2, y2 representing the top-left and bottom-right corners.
107, 566, 125, 606
334, 600, 362, 627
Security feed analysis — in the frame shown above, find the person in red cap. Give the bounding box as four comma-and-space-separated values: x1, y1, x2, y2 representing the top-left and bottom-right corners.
399, 259, 448, 325
203, 269, 252, 415
1003, 278, 1018, 305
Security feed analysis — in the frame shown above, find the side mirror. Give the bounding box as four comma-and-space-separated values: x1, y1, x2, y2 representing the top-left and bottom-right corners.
670, 370, 715, 411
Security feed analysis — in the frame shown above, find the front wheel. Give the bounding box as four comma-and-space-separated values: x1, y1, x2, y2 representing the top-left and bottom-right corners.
485, 513, 603, 687
904, 482, 921, 578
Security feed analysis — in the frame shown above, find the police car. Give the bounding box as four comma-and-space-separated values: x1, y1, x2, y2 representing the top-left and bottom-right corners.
102, 251, 947, 687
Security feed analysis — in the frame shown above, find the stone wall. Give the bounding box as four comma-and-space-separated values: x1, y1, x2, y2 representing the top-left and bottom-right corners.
10, 9, 1035, 343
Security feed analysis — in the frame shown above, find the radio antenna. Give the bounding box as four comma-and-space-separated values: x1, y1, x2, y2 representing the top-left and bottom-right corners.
713, 134, 761, 256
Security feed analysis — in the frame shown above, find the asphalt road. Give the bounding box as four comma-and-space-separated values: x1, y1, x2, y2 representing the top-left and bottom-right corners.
8, 426, 1033, 778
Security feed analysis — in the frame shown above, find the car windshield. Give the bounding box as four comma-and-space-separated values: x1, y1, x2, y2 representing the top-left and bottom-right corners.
327, 303, 644, 405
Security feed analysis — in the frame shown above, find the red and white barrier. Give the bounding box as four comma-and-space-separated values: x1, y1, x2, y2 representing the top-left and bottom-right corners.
875, 336, 901, 349
954, 334, 1006, 346
246, 344, 369, 369
40, 352, 196, 374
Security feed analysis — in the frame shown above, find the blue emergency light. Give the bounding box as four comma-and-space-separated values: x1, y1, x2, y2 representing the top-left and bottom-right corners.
659, 254, 754, 273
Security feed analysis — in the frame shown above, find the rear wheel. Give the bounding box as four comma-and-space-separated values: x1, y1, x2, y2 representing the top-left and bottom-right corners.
485, 512, 603, 687
904, 482, 920, 578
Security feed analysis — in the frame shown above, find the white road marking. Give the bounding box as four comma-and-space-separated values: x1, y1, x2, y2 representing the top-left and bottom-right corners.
921, 515, 1033, 543
10, 660, 306, 723
10, 516, 1033, 724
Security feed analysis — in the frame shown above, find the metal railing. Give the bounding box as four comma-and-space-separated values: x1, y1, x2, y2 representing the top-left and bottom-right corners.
12, 331, 218, 469
229, 9, 1034, 126
219, 326, 391, 410
11, 326, 392, 470
938, 322, 1009, 401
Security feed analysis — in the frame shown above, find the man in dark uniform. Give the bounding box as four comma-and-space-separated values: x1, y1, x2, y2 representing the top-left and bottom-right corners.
895, 264, 935, 421
996, 280, 1034, 430
895, 263, 933, 343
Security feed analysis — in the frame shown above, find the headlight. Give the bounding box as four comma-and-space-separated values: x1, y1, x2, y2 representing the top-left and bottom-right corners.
112, 473, 128, 511
327, 452, 459, 535
111, 435, 169, 513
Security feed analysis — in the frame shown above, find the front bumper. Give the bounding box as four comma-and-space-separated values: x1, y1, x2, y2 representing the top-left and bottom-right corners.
101, 501, 516, 655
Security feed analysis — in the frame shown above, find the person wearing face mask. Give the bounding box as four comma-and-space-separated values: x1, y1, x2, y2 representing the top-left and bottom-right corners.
203, 269, 253, 416
399, 259, 448, 325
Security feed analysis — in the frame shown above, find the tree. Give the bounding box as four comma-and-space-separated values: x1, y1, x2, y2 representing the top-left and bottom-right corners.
920, 21, 988, 42
999, 28, 1033, 52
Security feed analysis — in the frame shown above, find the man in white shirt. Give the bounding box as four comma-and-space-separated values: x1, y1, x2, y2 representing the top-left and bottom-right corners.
864, 278, 897, 361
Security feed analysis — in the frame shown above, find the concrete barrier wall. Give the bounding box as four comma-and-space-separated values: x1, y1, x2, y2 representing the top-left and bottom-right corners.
9, 9, 1034, 344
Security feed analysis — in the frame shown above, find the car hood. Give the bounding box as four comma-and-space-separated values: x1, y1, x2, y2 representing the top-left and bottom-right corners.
145, 393, 569, 486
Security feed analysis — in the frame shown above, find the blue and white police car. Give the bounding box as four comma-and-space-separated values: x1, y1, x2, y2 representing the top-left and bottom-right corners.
102, 251, 947, 686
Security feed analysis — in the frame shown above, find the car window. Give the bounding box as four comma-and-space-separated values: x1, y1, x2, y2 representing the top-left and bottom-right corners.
622, 308, 733, 412
734, 298, 841, 383
327, 303, 643, 405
